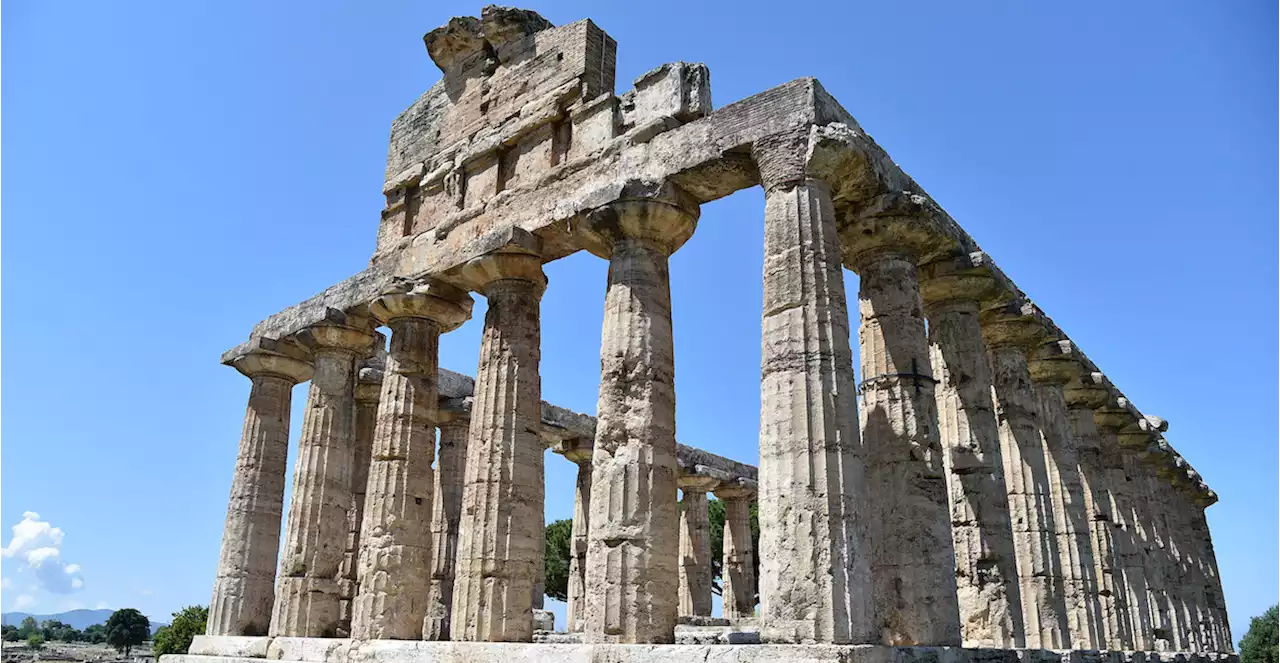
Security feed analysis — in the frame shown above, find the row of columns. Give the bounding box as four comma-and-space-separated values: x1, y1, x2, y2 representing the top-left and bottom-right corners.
208, 137, 1229, 650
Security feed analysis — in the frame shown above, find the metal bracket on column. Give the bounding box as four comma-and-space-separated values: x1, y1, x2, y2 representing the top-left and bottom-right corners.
857, 357, 938, 395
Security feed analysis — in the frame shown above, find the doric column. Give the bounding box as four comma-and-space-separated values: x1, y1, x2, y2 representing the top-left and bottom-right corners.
981, 307, 1070, 649
578, 185, 697, 644
451, 251, 546, 643
207, 342, 312, 637
1093, 405, 1154, 651
1064, 371, 1132, 650
424, 408, 471, 641
1188, 497, 1231, 652
715, 481, 757, 622
677, 475, 717, 618
337, 362, 383, 636
852, 246, 961, 647
352, 282, 473, 640
1030, 340, 1103, 649
919, 255, 1024, 648
562, 444, 593, 633
751, 134, 872, 645
271, 319, 378, 637
1139, 461, 1188, 651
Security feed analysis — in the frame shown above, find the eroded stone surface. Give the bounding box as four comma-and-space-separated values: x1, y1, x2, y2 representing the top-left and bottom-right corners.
451, 253, 546, 643
208, 351, 311, 637
271, 325, 377, 638
425, 414, 471, 641
583, 193, 695, 644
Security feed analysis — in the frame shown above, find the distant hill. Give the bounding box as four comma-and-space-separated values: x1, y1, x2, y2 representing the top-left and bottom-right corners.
1, 609, 167, 633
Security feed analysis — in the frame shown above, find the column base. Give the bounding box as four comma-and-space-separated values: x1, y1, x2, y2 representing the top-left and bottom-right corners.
183, 635, 1241, 663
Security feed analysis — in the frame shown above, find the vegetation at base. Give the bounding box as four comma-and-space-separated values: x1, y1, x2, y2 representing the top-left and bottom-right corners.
25, 634, 44, 650
542, 498, 761, 603
105, 608, 150, 657
152, 606, 209, 658
1240, 605, 1279, 663
2, 616, 108, 644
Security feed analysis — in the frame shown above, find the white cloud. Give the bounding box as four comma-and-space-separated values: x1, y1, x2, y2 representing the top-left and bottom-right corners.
13, 594, 34, 611
1, 512, 84, 594
139, 588, 153, 596
94, 601, 111, 610
0, 578, 11, 590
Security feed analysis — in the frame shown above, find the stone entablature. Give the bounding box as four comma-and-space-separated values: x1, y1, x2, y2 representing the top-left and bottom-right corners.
199, 5, 1232, 659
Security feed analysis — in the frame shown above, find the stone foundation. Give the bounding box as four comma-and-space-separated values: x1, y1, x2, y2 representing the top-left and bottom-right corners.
180, 636, 1240, 663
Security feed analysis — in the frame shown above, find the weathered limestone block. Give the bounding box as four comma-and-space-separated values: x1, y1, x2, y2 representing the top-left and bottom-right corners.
677, 476, 717, 618
1030, 341, 1103, 649
451, 252, 546, 642
425, 411, 471, 641
352, 283, 474, 640
563, 445, 593, 633
271, 322, 378, 637
752, 133, 872, 645
715, 482, 758, 622
1064, 372, 1132, 651
853, 247, 960, 646
1188, 503, 1231, 652
583, 185, 697, 644
208, 346, 313, 637
337, 367, 383, 637
982, 312, 1069, 650
919, 259, 1024, 649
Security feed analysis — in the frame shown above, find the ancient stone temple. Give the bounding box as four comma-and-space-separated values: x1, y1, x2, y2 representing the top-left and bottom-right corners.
174, 7, 1236, 663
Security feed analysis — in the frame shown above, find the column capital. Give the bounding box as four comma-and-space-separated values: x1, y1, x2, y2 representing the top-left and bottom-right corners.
551, 436, 593, 465
1028, 339, 1082, 386
751, 129, 817, 194
980, 300, 1049, 351
918, 251, 999, 312
713, 480, 757, 502
355, 367, 383, 404
582, 180, 699, 257
371, 279, 474, 331
231, 351, 313, 384
459, 250, 547, 295
677, 474, 720, 493
297, 323, 379, 356
1064, 371, 1111, 410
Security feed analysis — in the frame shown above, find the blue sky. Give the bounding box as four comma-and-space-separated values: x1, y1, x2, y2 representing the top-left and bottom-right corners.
3, 0, 1275, 641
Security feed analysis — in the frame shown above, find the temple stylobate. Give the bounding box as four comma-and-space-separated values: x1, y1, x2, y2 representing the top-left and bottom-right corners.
174, 7, 1235, 663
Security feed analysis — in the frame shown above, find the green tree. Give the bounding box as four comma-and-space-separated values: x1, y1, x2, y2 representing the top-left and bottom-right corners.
1, 625, 18, 641
26, 633, 45, 651
83, 623, 107, 644
544, 519, 573, 602
1241, 605, 1279, 663
152, 606, 209, 658
708, 497, 760, 602
105, 608, 150, 657
18, 616, 38, 638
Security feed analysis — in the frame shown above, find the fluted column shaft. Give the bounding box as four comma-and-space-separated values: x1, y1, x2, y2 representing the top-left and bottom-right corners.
584, 193, 695, 645
271, 324, 376, 637
1069, 403, 1131, 649
337, 373, 381, 636
856, 250, 960, 646
986, 340, 1069, 648
754, 138, 871, 645
677, 487, 713, 617
717, 485, 757, 621
452, 254, 546, 643
352, 287, 471, 640
565, 453, 592, 633
1097, 428, 1154, 650
923, 297, 1024, 648
208, 351, 311, 637
1190, 505, 1231, 651
1035, 379, 1102, 649
425, 415, 471, 641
